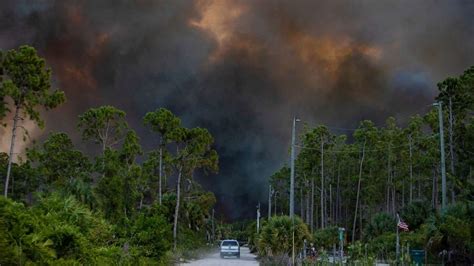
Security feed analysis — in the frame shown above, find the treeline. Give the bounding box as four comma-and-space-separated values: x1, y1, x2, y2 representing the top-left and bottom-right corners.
0, 46, 219, 264
266, 66, 474, 264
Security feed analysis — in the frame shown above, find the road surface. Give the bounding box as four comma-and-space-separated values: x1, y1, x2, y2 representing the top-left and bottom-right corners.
182, 247, 259, 266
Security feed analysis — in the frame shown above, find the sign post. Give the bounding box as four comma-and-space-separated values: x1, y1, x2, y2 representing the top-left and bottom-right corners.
338, 227, 345, 264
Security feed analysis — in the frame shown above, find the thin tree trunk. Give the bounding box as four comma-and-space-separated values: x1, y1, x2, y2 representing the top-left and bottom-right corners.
320, 137, 325, 229
448, 97, 455, 203
352, 140, 366, 243
402, 179, 405, 209
311, 177, 314, 233
274, 192, 277, 216
418, 176, 421, 200
268, 184, 272, 219
4, 104, 21, 198
392, 172, 396, 215
409, 135, 413, 204
159, 146, 163, 205
329, 183, 332, 225
359, 202, 363, 240
386, 144, 392, 214
300, 186, 304, 219
336, 163, 341, 224
306, 181, 310, 225
173, 168, 183, 250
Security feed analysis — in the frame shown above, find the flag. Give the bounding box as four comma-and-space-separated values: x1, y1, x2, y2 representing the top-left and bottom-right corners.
397, 218, 409, 232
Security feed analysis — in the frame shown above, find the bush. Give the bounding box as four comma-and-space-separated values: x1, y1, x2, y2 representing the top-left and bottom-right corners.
0, 194, 121, 264
130, 210, 172, 259
313, 226, 338, 249
257, 216, 311, 258
364, 212, 395, 241
400, 200, 432, 230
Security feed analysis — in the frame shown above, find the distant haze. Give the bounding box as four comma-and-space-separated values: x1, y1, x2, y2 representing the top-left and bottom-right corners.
1, 0, 473, 219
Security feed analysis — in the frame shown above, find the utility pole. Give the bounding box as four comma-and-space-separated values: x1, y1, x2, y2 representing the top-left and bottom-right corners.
289, 117, 300, 266
289, 117, 300, 218
257, 203, 261, 232
211, 208, 215, 243
268, 184, 272, 219
434, 102, 447, 211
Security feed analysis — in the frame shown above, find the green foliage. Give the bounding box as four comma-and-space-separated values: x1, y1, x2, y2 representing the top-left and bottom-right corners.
129, 210, 172, 258
0, 45, 220, 265
364, 213, 395, 241
423, 202, 473, 261
143, 107, 182, 145
257, 216, 311, 258
1, 45, 65, 128
0, 194, 116, 264
78, 105, 128, 151
313, 226, 338, 249
400, 200, 432, 230
27, 132, 92, 194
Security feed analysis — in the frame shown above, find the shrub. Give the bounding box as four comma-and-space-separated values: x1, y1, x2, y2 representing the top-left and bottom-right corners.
313, 226, 338, 249
364, 212, 395, 241
257, 216, 311, 258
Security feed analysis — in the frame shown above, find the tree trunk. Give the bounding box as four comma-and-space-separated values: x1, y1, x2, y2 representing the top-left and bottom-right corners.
268, 184, 272, 219
320, 137, 325, 229
159, 146, 163, 205
392, 169, 396, 215
274, 192, 277, 216
352, 140, 366, 243
359, 202, 363, 240
311, 177, 315, 233
329, 183, 332, 225
306, 181, 310, 225
300, 186, 304, 219
336, 163, 341, 224
386, 144, 392, 214
4, 104, 21, 198
418, 176, 421, 200
448, 97, 455, 203
409, 135, 413, 204
173, 168, 183, 250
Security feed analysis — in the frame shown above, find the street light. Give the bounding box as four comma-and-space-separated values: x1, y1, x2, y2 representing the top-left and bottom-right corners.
433, 102, 447, 211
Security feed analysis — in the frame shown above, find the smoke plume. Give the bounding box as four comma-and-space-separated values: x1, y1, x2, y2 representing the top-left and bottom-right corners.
1, 0, 473, 219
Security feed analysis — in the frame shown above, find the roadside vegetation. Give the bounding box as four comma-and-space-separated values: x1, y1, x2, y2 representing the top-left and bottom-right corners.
258, 65, 474, 264
1, 45, 218, 264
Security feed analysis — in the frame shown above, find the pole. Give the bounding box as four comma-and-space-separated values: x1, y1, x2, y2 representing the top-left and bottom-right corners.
289, 117, 299, 265
339, 228, 345, 264
396, 213, 400, 265
290, 117, 297, 218
211, 208, 215, 243
436, 102, 447, 211
268, 184, 272, 219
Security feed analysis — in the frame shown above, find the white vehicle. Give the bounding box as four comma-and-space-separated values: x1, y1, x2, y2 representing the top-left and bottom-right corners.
220, 239, 240, 258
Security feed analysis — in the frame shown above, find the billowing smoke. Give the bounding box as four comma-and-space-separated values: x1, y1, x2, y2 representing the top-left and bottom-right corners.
1, 0, 473, 219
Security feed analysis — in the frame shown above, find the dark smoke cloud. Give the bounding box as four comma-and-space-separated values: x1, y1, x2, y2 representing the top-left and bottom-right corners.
1, 0, 473, 219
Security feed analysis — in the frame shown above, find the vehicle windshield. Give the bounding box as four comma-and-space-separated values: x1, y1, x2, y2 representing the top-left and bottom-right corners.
222, 240, 238, 246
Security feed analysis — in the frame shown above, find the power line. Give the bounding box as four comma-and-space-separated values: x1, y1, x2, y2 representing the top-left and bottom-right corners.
294, 134, 438, 154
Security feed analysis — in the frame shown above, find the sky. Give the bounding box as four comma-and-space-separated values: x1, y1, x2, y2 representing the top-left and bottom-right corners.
1, 0, 473, 219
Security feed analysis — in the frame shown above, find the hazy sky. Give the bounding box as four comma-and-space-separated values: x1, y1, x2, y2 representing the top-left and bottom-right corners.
1, 0, 473, 219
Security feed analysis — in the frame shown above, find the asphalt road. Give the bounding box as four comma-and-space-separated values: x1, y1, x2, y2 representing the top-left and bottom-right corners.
182, 247, 259, 266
